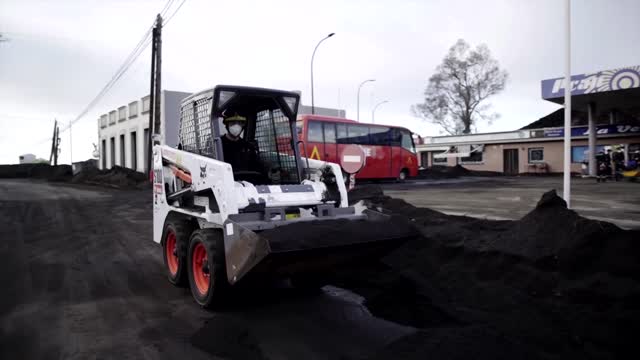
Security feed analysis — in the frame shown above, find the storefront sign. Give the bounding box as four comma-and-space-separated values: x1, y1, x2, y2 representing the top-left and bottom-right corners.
543, 125, 640, 138
541, 66, 640, 99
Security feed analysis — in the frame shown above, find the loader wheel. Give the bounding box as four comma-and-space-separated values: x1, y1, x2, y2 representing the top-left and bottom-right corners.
162, 219, 193, 287
188, 229, 228, 308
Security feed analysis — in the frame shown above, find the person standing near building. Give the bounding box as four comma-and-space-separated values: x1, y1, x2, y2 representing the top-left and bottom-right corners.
596, 150, 609, 183
610, 147, 626, 181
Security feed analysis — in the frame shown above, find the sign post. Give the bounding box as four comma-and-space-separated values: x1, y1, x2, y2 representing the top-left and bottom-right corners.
340, 144, 366, 191
563, 0, 572, 208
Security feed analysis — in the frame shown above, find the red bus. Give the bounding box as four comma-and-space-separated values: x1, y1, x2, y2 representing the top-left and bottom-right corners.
296, 115, 418, 180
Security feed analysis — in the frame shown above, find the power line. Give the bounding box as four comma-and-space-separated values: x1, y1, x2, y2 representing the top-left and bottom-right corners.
58, 28, 153, 132
160, 0, 176, 16
57, 0, 179, 133
164, 0, 188, 26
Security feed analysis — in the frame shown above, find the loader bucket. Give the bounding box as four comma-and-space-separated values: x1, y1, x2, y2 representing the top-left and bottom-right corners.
222, 210, 418, 284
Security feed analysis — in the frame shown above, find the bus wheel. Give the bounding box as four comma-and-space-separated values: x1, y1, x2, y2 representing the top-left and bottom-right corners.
397, 169, 408, 182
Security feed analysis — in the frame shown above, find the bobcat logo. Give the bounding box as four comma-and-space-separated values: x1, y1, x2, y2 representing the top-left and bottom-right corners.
200, 164, 207, 179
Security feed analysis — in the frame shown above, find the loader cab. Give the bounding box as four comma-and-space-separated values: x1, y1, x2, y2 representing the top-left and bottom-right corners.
178, 85, 303, 185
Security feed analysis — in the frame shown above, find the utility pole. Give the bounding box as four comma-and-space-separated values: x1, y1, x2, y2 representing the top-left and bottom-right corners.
154, 14, 163, 142
69, 123, 73, 165
49, 120, 57, 165
147, 14, 162, 177
53, 123, 60, 166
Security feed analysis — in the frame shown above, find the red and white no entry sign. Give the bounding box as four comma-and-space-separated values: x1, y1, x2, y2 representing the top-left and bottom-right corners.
340, 144, 366, 174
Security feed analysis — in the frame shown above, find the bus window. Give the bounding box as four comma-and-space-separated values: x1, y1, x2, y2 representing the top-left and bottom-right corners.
369, 126, 390, 146
296, 120, 303, 135
401, 130, 416, 153
390, 128, 402, 147
308, 121, 323, 142
348, 125, 369, 144
324, 123, 336, 143
336, 124, 347, 144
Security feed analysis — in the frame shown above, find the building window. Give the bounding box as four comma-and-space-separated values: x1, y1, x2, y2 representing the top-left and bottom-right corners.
101, 139, 106, 169
572, 145, 606, 163
109, 111, 117, 125
110, 137, 115, 168
528, 148, 544, 163
420, 152, 429, 167
130, 131, 137, 170
119, 134, 125, 166
143, 128, 149, 171
129, 102, 138, 118
432, 151, 448, 164
460, 145, 484, 163
100, 115, 107, 128
142, 96, 151, 113
118, 107, 127, 121
460, 151, 483, 163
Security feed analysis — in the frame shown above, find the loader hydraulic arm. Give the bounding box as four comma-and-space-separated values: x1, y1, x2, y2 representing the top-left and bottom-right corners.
168, 164, 192, 184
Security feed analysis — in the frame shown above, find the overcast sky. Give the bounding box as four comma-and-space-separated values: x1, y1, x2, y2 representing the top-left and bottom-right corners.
1, 0, 639, 164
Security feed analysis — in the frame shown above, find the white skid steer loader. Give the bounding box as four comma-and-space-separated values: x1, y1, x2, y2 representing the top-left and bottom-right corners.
153, 85, 416, 307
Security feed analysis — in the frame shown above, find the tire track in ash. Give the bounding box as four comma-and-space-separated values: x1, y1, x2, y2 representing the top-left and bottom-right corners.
0, 180, 77, 359
0, 180, 416, 360
0, 181, 212, 360
51, 185, 213, 360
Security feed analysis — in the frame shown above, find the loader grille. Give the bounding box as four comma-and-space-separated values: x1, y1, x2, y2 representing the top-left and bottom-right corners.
179, 95, 217, 158
255, 109, 300, 184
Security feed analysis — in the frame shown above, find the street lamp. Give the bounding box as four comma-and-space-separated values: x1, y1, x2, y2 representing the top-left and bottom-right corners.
371, 100, 389, 124
357, 79, 375, 122
310, 32, 335, 115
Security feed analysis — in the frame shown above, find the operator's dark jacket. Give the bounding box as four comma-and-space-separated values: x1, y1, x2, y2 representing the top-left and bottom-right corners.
221, 135, 259, 172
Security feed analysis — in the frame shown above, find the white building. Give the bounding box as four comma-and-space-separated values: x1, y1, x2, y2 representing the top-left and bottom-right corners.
297, 104, 346, 118
98, 90, 191, 171
19, 154, 37, 164
97, 89, 345, 172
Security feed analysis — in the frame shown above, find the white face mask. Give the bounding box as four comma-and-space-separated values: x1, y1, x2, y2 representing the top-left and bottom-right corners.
229, 124, 243, 137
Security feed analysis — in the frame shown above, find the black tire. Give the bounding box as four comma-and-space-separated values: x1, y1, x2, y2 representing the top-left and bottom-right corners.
397, 169, 408, 182
187, 229, 228, 308
161, 218, 193, 287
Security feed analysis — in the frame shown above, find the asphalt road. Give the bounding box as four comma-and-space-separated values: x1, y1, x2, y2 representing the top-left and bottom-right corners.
0, 179, 413, 360
382, 176, 640, 229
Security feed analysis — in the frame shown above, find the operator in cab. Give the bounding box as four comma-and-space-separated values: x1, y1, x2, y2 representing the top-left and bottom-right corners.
220, 110, 259, 173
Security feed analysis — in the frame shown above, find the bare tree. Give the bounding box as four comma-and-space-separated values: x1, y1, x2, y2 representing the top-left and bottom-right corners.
412, 39, 507, 135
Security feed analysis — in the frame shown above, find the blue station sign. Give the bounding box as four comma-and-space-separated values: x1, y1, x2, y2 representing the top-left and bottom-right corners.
541, 66, 640, 100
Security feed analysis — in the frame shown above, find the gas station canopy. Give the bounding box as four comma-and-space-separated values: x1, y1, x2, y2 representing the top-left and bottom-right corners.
541, 65, 640, 114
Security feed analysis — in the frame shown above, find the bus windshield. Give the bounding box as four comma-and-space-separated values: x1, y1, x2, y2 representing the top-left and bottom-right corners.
400, 130, 416, 153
